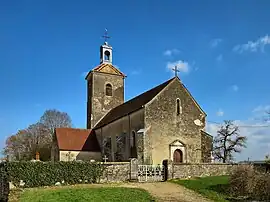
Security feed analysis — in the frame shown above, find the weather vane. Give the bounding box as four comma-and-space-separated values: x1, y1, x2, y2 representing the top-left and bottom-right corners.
102, 28, 110, 43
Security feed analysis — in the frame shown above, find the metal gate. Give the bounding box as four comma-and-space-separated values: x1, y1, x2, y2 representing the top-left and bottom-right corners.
138, 164, 165, 182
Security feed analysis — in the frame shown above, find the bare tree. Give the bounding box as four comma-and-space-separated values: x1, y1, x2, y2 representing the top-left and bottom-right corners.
40, 109, 72, 136
213, 120, 247, 163
3, 109, 73, 161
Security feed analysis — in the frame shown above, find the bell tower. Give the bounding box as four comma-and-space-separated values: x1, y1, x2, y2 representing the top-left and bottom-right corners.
100, 29, 113, 64
86, 29, 125, 129
100, 42, 113, 64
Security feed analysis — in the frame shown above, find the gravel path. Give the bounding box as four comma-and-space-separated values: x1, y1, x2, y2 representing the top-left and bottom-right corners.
118, 182, 214, 202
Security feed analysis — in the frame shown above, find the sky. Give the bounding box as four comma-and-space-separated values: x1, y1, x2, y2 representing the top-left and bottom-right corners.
1, 0, 270, 161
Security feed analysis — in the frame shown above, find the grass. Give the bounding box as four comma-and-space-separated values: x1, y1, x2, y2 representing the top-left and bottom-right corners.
14, 186, 155, 202
170, 175, 230, 202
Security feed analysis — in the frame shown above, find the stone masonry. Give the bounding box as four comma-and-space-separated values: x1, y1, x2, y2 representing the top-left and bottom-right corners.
170, 163, 252, 179
144, 78, 207, 164
86, 71, 124, 129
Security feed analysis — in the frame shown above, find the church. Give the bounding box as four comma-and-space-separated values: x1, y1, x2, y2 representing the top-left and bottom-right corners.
51, 35, 213, 165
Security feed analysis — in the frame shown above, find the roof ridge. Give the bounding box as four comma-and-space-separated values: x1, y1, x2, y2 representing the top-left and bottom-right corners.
120, 77, 175, 106
56, 128, 91, 131
103, 77, 174, 113
94, 77, 175, 129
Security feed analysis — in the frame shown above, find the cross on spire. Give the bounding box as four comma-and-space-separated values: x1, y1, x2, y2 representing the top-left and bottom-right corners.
102, 28, 110, 43
172, 65, 180, 77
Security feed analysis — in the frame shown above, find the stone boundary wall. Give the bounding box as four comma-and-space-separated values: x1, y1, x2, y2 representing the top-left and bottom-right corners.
5, 159, 255, 189
170, 163, 252, 179
99, 162, 130, 183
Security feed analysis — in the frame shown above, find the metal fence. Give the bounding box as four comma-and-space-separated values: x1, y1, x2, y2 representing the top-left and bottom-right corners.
0, 162, 9, 202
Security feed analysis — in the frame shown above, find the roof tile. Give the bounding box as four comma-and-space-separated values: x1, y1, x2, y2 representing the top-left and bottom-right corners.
55, 128, 100, 151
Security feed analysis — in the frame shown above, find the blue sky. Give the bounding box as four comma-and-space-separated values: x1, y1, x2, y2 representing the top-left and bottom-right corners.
1, 0, 270, 161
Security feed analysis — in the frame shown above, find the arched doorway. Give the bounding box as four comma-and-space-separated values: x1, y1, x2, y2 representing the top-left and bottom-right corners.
173, 149, 183, 163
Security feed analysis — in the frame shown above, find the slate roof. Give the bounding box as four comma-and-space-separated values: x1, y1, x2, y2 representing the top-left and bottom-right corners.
94, 77, 175, 129
55, 128, 100, 151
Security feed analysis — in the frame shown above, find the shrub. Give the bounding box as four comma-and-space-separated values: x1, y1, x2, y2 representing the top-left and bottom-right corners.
228, 165, 254, 197
6, 161, 105, 188
229, 164, 270, 201
252, 172, 270, 201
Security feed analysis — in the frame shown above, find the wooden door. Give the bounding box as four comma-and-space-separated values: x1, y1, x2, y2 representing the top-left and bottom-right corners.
173, 149, 183, 163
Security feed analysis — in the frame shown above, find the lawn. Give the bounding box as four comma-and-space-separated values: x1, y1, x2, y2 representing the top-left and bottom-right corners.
170, 175, 230, 202
15, 186, 155, 202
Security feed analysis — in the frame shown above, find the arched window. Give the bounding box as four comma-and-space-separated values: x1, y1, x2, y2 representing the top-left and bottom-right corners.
104, 50, 110, 61
105, 83, 112, 96
176, 98, 182, 115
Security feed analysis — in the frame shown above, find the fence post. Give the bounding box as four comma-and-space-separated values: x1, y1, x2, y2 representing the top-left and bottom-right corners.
130, 158, 138, 182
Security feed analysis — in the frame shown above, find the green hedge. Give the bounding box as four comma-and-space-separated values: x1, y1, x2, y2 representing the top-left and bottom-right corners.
0, 163, 9, 201
7, 161, 105, 188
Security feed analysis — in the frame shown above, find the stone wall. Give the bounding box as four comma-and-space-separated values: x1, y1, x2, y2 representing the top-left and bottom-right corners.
87, 71, 125, 129
95, 109, 145, 162
144, 78, 207, 164
59, 151, 102, 161
99, 162, 130, 183
201, 131, 213, 163
170, 163, 250, 179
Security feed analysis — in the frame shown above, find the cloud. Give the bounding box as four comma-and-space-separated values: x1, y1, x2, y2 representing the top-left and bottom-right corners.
232, 85, 239, 92
216, 109, 224, 117
210, 38, 222, 48
163, 48, 180, 56
216, 54, 223, 62
166, 60, 190, 74
252, 105, 270, 121
253, 105, 270, 113
206, 119, 270, 161
233, 35, 270, 53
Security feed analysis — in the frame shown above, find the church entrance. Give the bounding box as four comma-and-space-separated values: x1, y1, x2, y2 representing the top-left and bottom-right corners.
173, 149, 183, 163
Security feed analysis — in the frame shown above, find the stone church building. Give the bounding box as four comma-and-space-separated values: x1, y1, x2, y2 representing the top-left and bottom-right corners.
52, 38, 213, 164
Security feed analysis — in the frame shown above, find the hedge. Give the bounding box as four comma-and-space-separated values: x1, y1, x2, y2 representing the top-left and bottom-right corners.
6, 161, 105, 188
0, 162, 9, 201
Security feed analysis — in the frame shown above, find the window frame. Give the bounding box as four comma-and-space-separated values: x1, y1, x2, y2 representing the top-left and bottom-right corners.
176, 98, 182, 115
105, 83, 113, 96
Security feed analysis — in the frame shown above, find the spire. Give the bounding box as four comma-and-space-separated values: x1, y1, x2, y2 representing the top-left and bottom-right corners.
102, 28, 110, 45
100, 28, 113, 64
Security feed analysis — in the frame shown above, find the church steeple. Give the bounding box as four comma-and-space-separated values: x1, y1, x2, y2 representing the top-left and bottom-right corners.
86, 29, 125, 129
100, 29, 113, 64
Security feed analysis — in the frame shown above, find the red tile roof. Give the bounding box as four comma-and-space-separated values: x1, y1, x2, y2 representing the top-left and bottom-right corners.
55, 128, 100, 152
